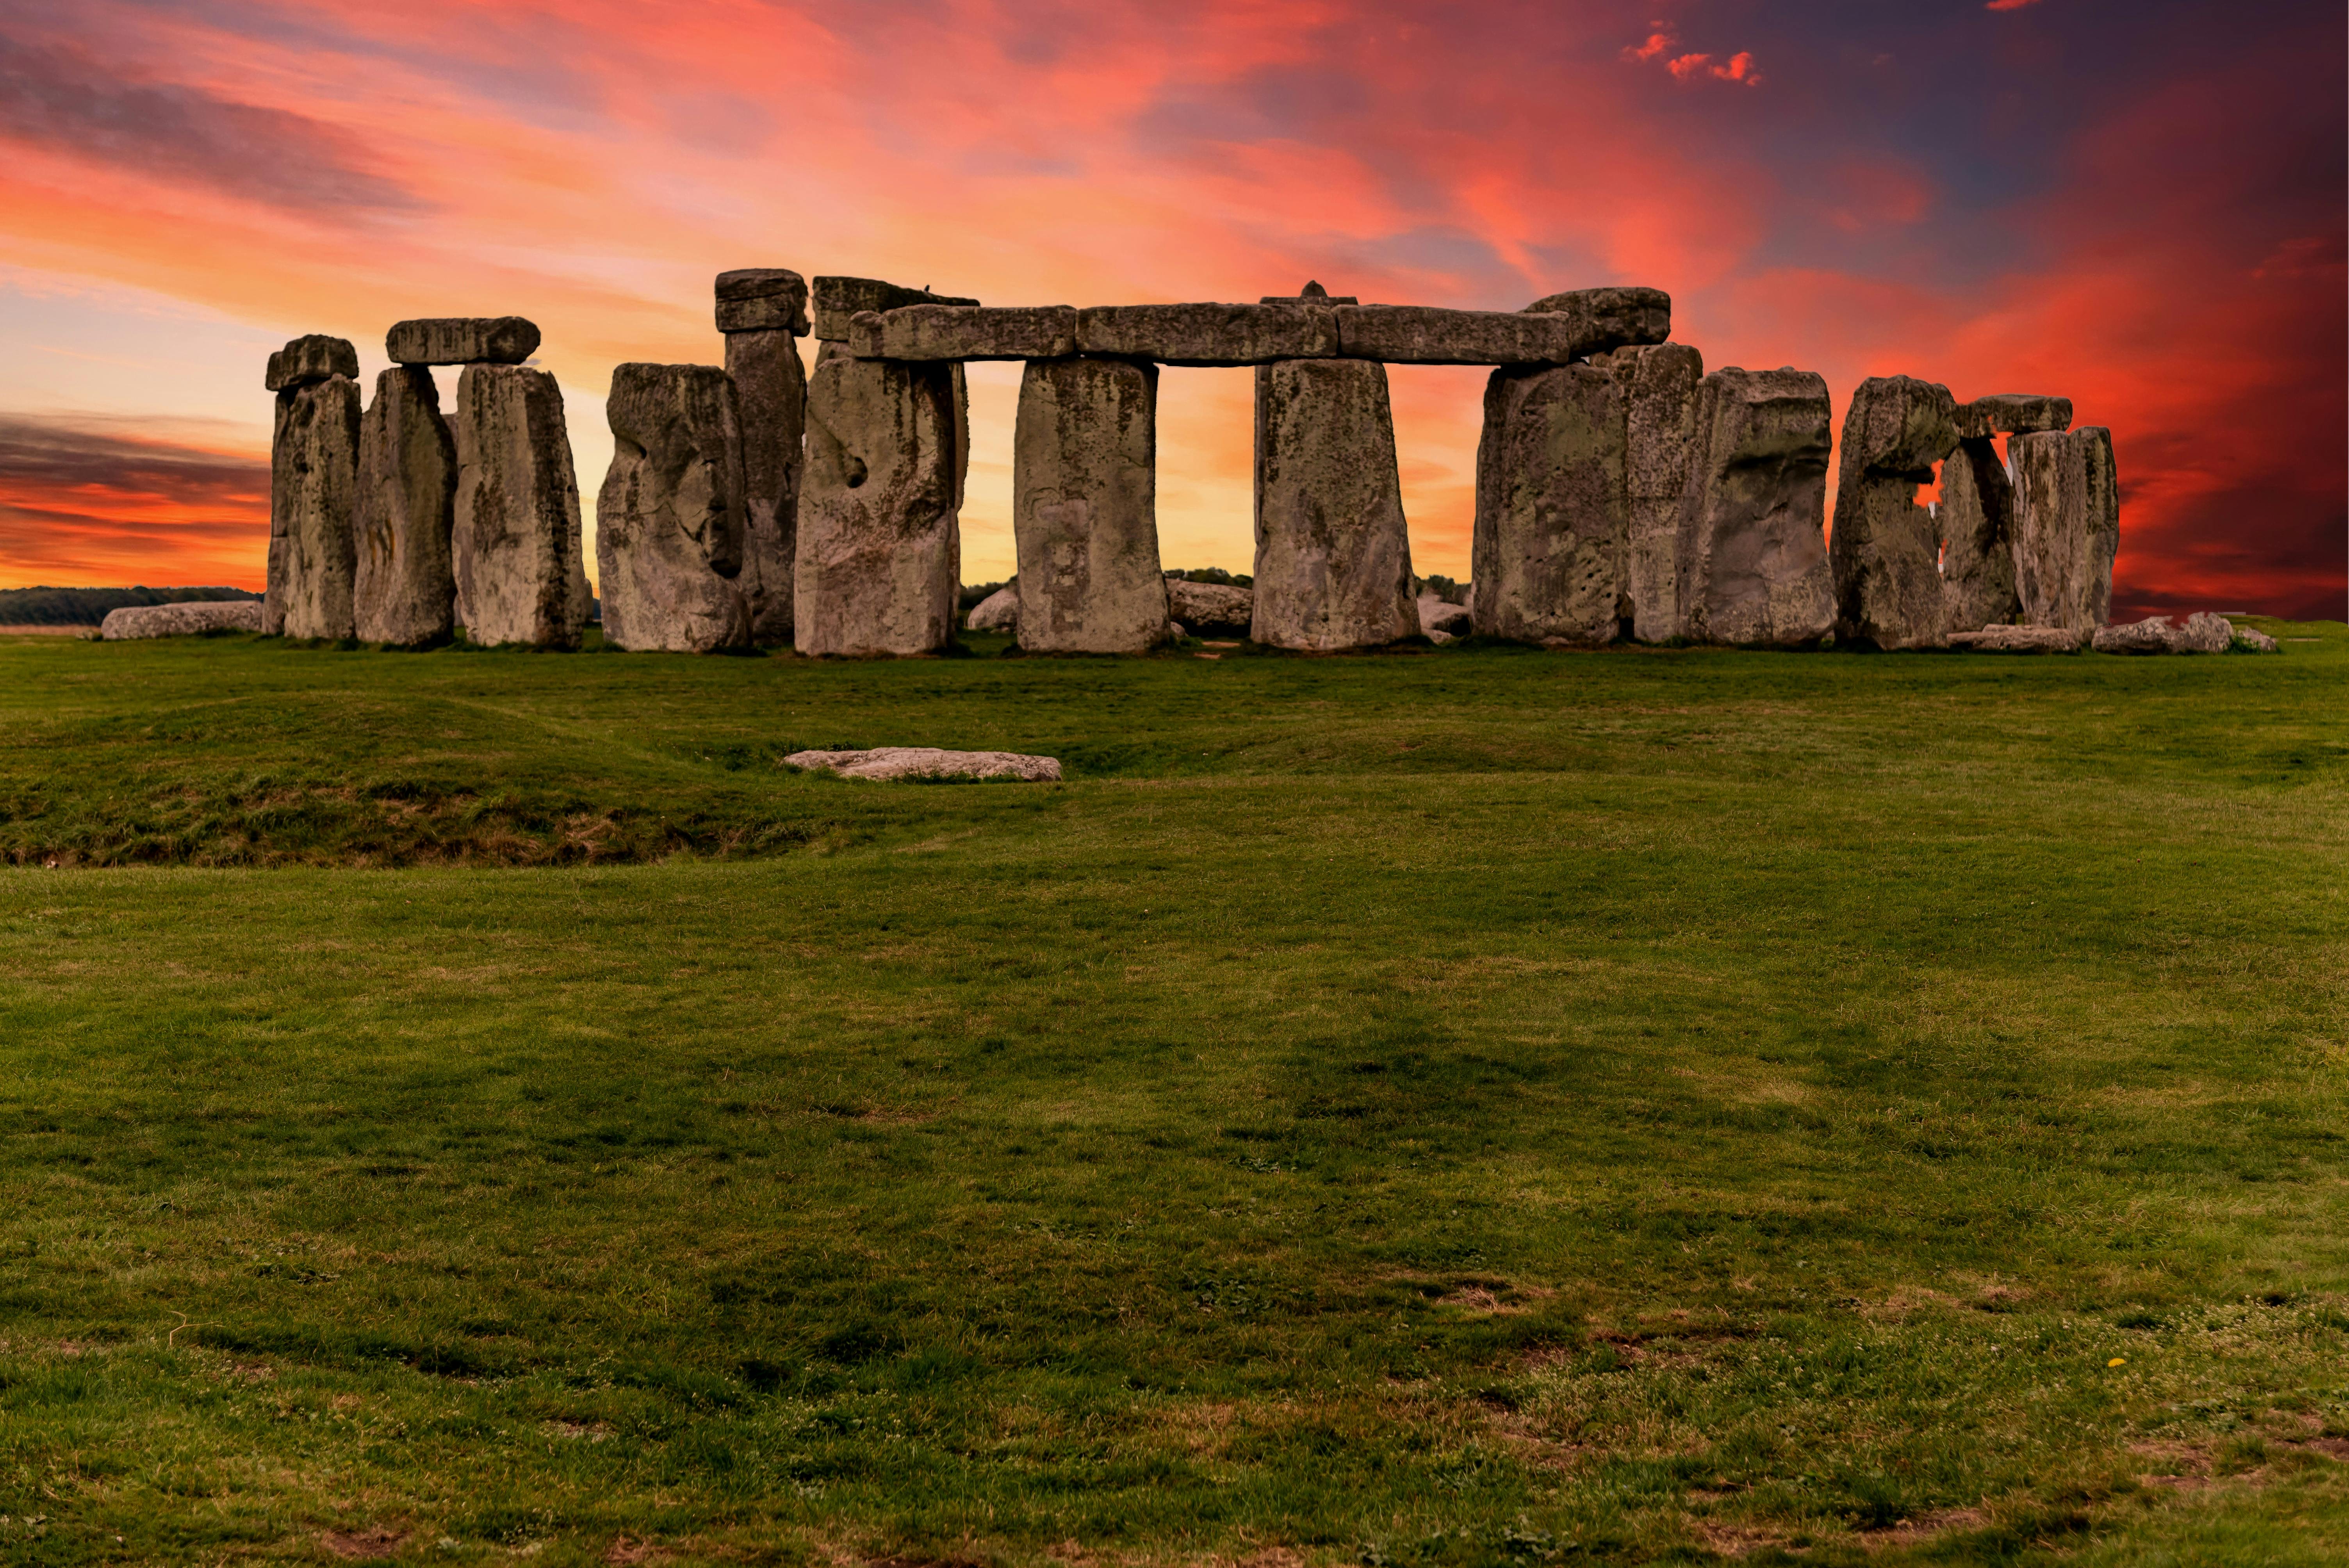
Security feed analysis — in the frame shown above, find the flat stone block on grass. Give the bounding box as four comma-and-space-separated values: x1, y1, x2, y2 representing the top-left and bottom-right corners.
267, 374, 361, 638
1013, 357, 1169, 653
1252, 358, 1416, 650
784, 747, 1060, 782
1947, 625, 2088, 652
595, 363, 752, 654
355, 366, 457, 646
100, 601, 264, 639
451, 364, 590, 649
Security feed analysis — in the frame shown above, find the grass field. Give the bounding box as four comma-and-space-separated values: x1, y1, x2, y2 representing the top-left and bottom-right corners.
2, 623, 2345, 1566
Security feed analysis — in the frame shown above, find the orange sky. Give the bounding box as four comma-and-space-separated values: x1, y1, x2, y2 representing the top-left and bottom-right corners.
0, 0, 2341, 616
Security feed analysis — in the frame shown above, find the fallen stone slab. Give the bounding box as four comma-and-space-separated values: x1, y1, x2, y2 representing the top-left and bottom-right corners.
1938, 436, 2020, 636
451, 364, 590, 649
715, 268, 809, 335
784, 747, 1061, 782
1675, 367, 1836, 648
1418, 594, 1472, 638
100, 600, 264, 639
265, 334, 358, 392
1075, 302, 1338, 365
724, 317, 807, 643
1253, 358, 1418, 650
1335, 290, 1668, 365
850, 304, 1077, 362
1947, 624, 2088, 652
2093, 612, 2234, 654
1166, 578, 1252, 635
1955, 394, 2072, 440
1014, 357, 1169, 653
1600, 341, 1705, 642
596, 363, 752, 653
1830, 375, 1962, 650
267, 372, 362, 638
1472, 362, 1628, 646
812, 277, 978, 342
387, 317, 540, 366
2235, 625, 2281, 652
2011, 427, 2120, 633
965, 584, 1019, 632
355, 366, 458, 646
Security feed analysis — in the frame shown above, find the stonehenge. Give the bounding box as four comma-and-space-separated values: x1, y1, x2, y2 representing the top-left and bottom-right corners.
259, 272, 2127, 661
596, 363, 752, 653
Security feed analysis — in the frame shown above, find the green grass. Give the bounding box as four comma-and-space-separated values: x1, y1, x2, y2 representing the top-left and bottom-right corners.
1, 622, 2345, 1566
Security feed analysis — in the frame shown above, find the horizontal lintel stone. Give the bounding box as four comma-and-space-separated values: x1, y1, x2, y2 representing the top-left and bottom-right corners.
812, 276, 978, 342
716, 269, 809, 335
1075, 303, 1338, 365
1333, 298, 1667, 364
1955, 393, 2073, 439
266, 334, 358, 391
849, 305, 1078, 361
386, 317, 540, 366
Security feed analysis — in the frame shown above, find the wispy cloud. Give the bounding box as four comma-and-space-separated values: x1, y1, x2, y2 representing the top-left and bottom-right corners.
0, 415, 267, 585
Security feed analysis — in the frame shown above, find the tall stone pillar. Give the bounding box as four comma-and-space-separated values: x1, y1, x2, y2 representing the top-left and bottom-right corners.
1604, 342, 1705, 641
355, 366, 457, 646
452, 364, 590, 649
265, 335, 361, 640
1674, 367, 1836, 647
1251, 357, 1415, 650
1471, 362, 1628, 646
1937, 438, 2018, 634
595, 363, 752, 653
2010, 426, 2119, 631
716, 269, 808, 645
1012, 356, 1169, 652
1829, 375, 1961, 650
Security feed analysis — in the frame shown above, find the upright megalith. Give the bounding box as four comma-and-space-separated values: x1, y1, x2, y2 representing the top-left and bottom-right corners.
265, 335, 360, 640
596, 363, 750, 653
1937, 437, 2019, 633
1252, 354, 1416, 650
1674, 367, 1836, 647
1471, 362, 1627, 646
452, 364, 589, 649
1829, 376, 1961, 650
355, 367, 457, 646
1601, 342, 1705, 641
796, 345, 962, 656
1012, 357, 1169, 653
717, 269, 809, 643
2010, 426, 2119, 631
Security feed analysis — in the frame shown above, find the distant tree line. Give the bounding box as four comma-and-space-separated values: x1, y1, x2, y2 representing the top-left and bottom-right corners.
0, 586, 260, 626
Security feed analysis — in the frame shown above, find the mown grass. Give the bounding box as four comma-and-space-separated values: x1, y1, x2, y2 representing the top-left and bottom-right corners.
0, 621, 2345, 1566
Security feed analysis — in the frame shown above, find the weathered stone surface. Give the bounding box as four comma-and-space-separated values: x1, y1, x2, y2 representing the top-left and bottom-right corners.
812, 277, 978, 341
2011, 427, 2119, 632
965, 584, 1019, 632
595, 363, 751, 654
1947, 624, 2087, 652
795, 349, 962, 656
1261, 282, 1357, 305
387, 317, 540, 366
715, 269, 809, 335
1418, 595, 1472, 637
1252, 358, 1417, 650
1335, 292, 1667, 365
784, 747, 1060, 782
1938, 437, 2020, 634
1597, 341, 1704, 641
1166, 579, 1252, 635
267, 375, 361, 638
724, 328, 806, 642
850, 305, 1077, 362
2092, 612, 2233, 654
355, 367, 457, 646
451, 364, 589, 649
2236, 624, 2280, 652
265, 334, 358, 392
100, 600, 263, 639
1954, 394, 2072, 440
1075, 303, 1338, 365
1012, 357, 1169, 653
1674, 367, 1836, 648
1830, 375, 1962, 650
1472, 363, 1628, 646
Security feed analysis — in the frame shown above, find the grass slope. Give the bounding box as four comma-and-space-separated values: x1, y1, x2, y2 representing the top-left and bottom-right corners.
0, 624, 2345, 1566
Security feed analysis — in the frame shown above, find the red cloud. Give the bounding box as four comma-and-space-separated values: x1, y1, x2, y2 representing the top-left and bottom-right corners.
1622, 25, 1676, 62
1986, 0, 2043, 11
1666, 50, 1763, 86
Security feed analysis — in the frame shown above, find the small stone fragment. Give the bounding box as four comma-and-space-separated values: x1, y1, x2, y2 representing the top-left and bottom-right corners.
1472, 362, 1628, 646
849, 305, 1078, 361
2234, 624, 2280, 653
723, 324, 806, 643
1946, 625, 2088, 652
1418, 595, 1473, 638
1938, 437, 2021, 634
1598, 342, 1705, 642
100, 600, 264, 639
267, 374, 362, 638
2011, 427, 2120, 633
784, 747, 1061, 782
1252, 358, 1417, 650
714, 269, 810, 335
355, 366, 457, 646
1953, 394, 2072, 440
265, 334, 358, 392
1165, 579, 1253, 635
1674, 367, 1836, 648
451, 364, 590, 649
811, 277, 978, 342
965, 584, 1019, 632
1013, 357, 1169, 653
386, 317, 540, 366
595, 363, 752, 653
1830, 375, 1962, 649
1075, 303, 1338, 365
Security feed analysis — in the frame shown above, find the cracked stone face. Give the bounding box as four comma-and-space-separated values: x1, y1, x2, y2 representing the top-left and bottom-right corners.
451, 364, 589, 650
1013, 357, 1168, 654
2010, 426, 2120, 632
1251, 357, 1416, 651
595, 363, 752, 654
1472, 362, 1629, 647
267, 374, 360, 640
1675, 367, 1836, 649
1829, 375, 1962, 650
355, 366, 457, 647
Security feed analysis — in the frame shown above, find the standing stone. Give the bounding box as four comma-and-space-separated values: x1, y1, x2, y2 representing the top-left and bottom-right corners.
1012, 357, 1169, 653
2010, 427, 2120, 631
354, 367, 457, 646
1602, 342, 1705, 641
1674, 367, 1836, 648
720, 277, 807, 644
795, 346, 962, 656
1829, 375, 1961, 650
1937, 437, 2020, 633
1252, 358, 1416, 650
1471, 362, 1627, 646
595, 363, 751, 654
451, 364, 589, 649
266, 367, 361, 640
